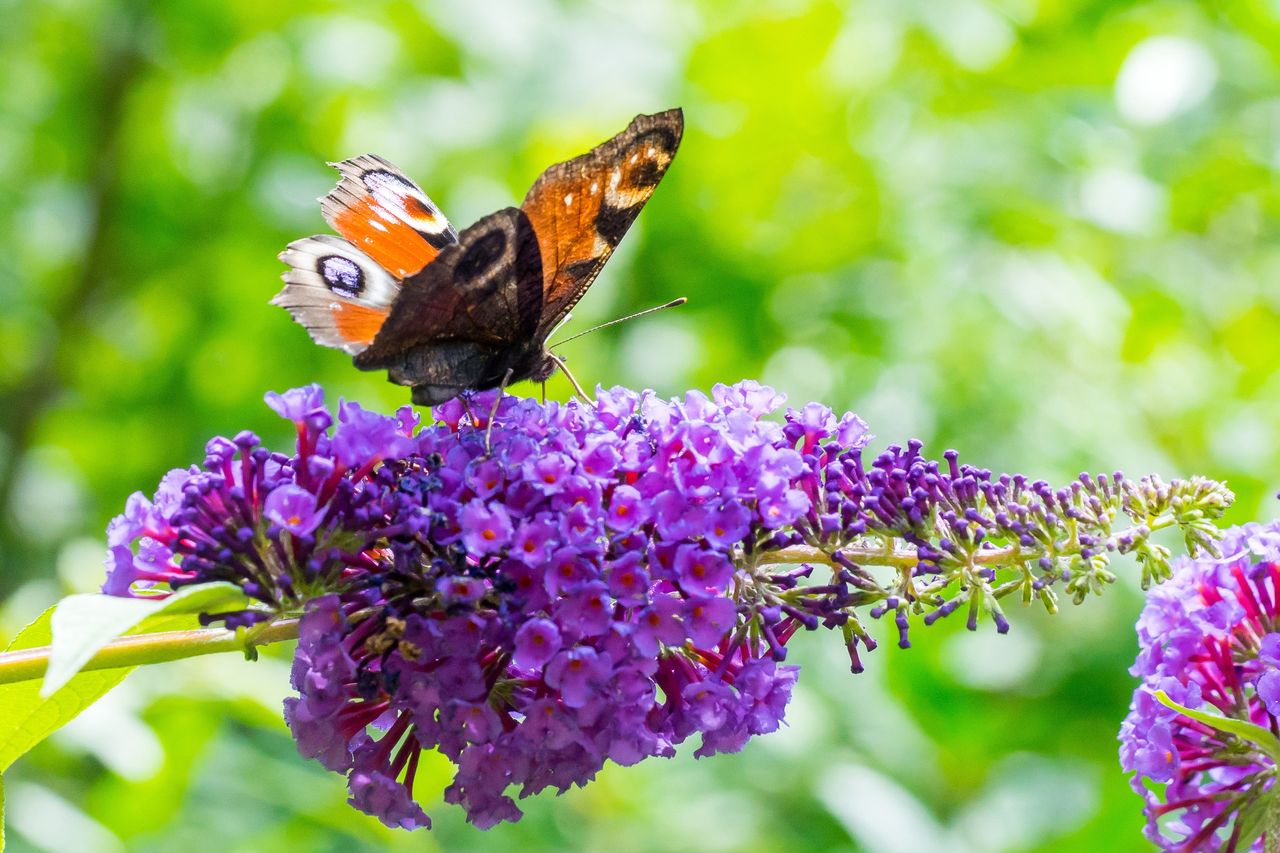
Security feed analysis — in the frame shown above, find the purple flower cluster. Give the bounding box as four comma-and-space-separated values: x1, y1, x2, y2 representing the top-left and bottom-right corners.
108, 382, 876, 828
106, 380, 1232, 832
282, 383, 861, 829
103, 385, 419, 627
1120, 521, 1280, 851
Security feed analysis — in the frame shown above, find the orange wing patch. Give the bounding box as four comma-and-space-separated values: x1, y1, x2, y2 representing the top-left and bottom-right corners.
322, 154, 459, 280
522, 171, 607, 297
331, 302, 391, 348
521, 109, 683, 333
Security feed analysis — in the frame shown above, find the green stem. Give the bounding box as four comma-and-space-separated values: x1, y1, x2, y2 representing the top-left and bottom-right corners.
761, 518, 1173, 571
762, 542, 1040, 569
0, 619, 300, 687
0, 515, 1176, 689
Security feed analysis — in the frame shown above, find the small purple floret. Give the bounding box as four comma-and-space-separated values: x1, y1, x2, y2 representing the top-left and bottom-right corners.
265, 384, 332, 432
263, 484, 324, 536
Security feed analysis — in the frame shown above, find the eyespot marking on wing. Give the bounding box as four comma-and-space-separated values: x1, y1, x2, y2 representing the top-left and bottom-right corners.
274, 235, 399, 354
318, 255, 364, 297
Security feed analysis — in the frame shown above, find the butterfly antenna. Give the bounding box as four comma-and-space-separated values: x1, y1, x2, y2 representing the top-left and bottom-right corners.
549, 298, 687, 348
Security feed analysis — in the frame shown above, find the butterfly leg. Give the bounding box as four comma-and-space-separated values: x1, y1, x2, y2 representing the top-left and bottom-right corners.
485, 368, 514, 453
545, 352, 594, 406
460, 393, 480, 430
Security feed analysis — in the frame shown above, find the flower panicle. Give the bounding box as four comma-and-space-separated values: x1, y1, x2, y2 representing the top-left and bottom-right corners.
103, 381, 1233, 831
767, 447, 1233, 649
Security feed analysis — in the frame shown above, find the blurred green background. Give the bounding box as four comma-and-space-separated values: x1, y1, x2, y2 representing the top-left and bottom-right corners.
2, 0, 1278, 849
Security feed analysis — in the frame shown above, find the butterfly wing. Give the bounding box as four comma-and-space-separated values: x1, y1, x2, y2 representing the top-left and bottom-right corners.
353, 207, 544, 402
520, 108, 683, 336
272, 235, 401, 354
275, 156, 459, 354
322, 154, 459, 279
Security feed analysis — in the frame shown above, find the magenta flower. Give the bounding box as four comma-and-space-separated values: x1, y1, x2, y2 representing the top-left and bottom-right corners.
674, 545, 735, 595
1257, 635, 1280, 715
605, 552, 650, 604
513, 618, 562, 670
464, 458, 504, 498
439, 576, 488, 606
705, 502, 752, 549
333, 400, 412, 467
510, 518, 555, 564
632, 596, 685, 656
544, 646, 612, 707
684, 595, 737, 647
459, 500, 513, 555
1120, 521, 1280, 851
606, 485, 646, 532
525, 453, 573, 494
265, 384, 332, 432
757, 488, 809, 529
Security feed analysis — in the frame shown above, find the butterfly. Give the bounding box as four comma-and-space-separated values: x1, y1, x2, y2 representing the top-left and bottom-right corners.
274, 108, 684, 406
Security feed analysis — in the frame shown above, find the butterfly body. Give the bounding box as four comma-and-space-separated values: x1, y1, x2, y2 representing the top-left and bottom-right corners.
355, 207, 553, 405
275, 109, 683, 404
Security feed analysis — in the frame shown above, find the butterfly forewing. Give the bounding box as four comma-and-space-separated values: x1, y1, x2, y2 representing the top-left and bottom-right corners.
322, 154, 459, 279
520, 108, 683, 335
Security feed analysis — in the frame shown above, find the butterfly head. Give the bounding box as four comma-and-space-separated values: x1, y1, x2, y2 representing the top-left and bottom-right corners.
495, 336, 563, 387
529, 351, 561, 383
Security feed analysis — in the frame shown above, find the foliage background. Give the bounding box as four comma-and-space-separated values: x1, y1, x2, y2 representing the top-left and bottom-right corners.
2, 0, 1277, 850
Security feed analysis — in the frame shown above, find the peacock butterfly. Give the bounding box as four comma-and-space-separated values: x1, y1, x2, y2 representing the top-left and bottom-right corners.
273, 108, 684, 405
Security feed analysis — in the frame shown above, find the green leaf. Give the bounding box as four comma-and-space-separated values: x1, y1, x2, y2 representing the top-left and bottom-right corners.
0, 584, 253, 777
1155, 689, 1280, 765
0, 607, 130, 773
43, 583, 250, 697
1, 772, 6, 853
1233, 782, 1279, 852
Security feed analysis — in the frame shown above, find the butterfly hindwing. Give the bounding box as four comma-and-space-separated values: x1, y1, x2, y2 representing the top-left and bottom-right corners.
354, 207, 544, 388
273, 235, 400, 354
520, 108, 683, 334
322, 154, 459, 279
